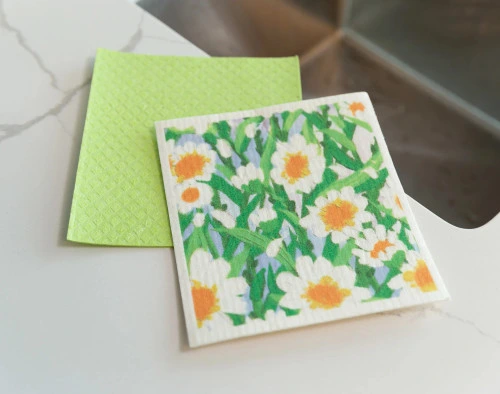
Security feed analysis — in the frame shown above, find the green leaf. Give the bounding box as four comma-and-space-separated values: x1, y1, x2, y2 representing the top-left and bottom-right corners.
250, 269, 266, 302
204, 174, 243, 206
331, 239, 356, 267
328, 115, 345, 129
260, 126, 276, 184
287, 230, 299, 259
320, 128, 357, 152
385, 250, 406, 271
239, 137, 251, 155
343, 121, 356, 139
276, 208, 315, 259
226, 313, 246, 326
235, 116, 263, 154
259, 217, 283, 236
211, 189, 223, 210
202, 132, 217, 146
215, 227, 297, 274
366, 199, 409, 230
263, 293, 282, 312
369, 250, 406, 300
366, 201, 396, 230
329, 142, 363, 170
271, 114, 287, 142
282, 109, 302, 132
222, 195, 262, 260
214, 120, 232, 140
398, 227, 414, 251
370, 284, 393, 300
228, 245, 250, 277
236, 194, 260, 229
184, 228, 206, 271
319, 151, 383, 197
255, 129, 264, 152
203, 224, 219, 259
355, 263, 377, 289
322, 133, 337, 166
281, 306, 301, 317
165, 126, 196, 141
234, 127, 249, 154
302, 116, 318, 144
215, 163, 235, 180
354, 168, 388, 194
344, 116, 373, 132
322, 236, 339, 261
303, 111, 328, 130
242, 179, 264, 195
304, 168, 337, 208
179, 211, 195, 232
249, 269, 266, 318
267, 266, 284, 295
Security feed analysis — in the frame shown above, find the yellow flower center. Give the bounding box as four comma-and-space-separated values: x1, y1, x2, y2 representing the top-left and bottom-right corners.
395, 195, 403, 210
174, 152, 210, 183
402, 260, 437, 293
349, 102, 365, 115
282, 152, 311, 184
191, 280, 220, 328
302, 276, 351, 309
370, 239, 393, 258
181, 186, 200, 203
319, 198, 358, 231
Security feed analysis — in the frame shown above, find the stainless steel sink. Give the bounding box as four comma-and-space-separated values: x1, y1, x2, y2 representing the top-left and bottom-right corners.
138, 0, 500, 228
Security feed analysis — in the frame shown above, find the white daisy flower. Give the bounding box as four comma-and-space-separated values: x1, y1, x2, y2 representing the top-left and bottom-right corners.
277, 256, 371, 311
231, 163, 264, 190
388, 251, 438, 296
189, 249, 248, 329
176, 182, 213, 214
339, 101, 366, 118
215, 139, 233, 159
378, 177, 405, 219
249, 207, 277, 228
300, 186, 370, 244
193, 212, 205, 227
169, 141, 216, 184
211, 209, 236, 229
270, 134, 325, 195
352, 225, 406, 267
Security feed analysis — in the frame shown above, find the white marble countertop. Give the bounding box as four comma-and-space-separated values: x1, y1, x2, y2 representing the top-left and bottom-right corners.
1, 0, 499, 392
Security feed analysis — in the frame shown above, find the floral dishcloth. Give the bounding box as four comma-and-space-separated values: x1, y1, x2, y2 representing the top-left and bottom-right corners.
156, 92, 449, 347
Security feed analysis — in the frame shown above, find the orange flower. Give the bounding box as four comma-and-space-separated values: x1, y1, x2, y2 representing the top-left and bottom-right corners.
388, 251, 438, 295
300, 186, 371, 244
189, 250, 248, 330
271, 134, 325, 195
169, 141, 215, 184
277, 256, 371, 312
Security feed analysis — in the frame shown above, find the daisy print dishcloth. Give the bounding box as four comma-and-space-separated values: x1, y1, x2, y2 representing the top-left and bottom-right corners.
156, 92, 449, 347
